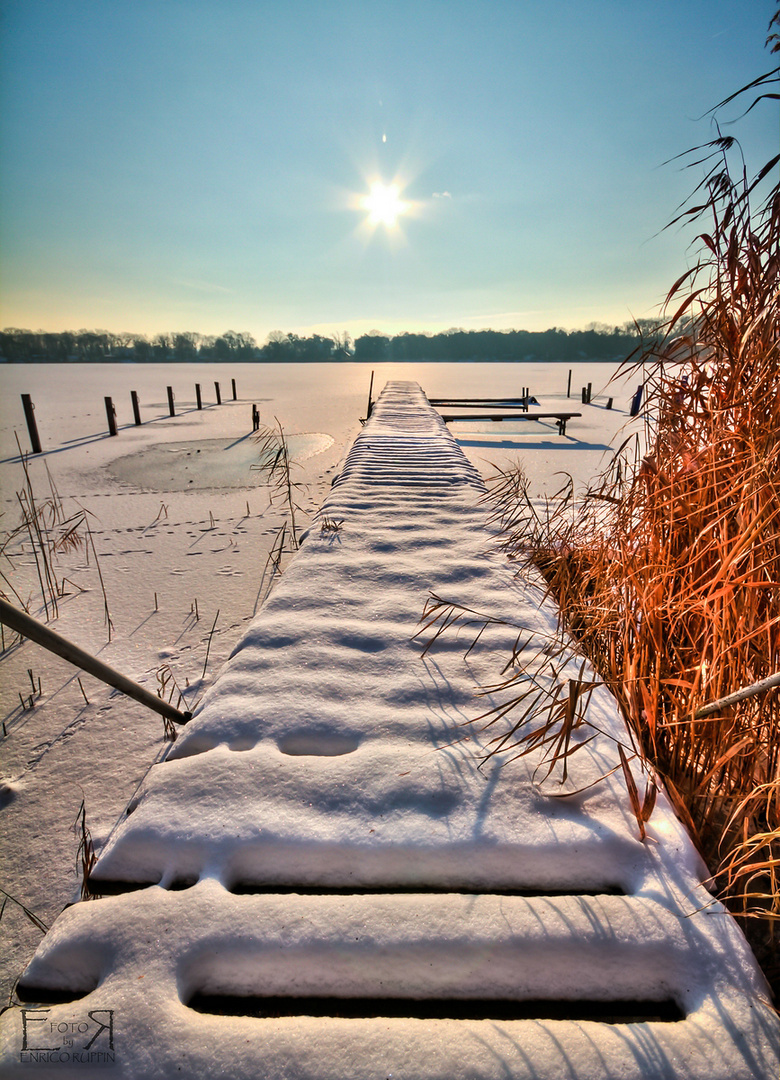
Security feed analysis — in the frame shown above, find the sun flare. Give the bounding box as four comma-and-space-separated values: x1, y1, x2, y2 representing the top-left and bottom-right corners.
361, 182, 408, 228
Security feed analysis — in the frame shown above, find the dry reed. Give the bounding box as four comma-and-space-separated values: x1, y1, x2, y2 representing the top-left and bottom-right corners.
155, 664, 185, 740
252, 419, 306, 549
1, 453, 113, 641
481, 31, 780, 984
0, 888, 49, 934
420, 20, 780, 988
73, 799, 97, 901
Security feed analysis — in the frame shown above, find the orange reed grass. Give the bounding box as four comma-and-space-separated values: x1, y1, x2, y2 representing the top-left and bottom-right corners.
488, 33, 780, 978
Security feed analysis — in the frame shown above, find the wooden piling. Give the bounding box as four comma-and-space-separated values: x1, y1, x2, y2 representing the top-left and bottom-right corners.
567, 369, 572, 398
21, 394, 42, 454
366, 370, 374, 419
167, 386, 175, 417
231, 378, 237, 400
196, 384, 202, 410
131, 391, 142, 425
105, 396, 117, 436
214, 381, 222, 405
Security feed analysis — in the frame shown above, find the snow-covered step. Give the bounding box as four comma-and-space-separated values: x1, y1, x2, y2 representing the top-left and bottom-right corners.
2, 382, 778, 1079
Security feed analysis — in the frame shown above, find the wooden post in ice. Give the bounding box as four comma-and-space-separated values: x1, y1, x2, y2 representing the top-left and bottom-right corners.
366, 370, 374, 419
231, 378, 237, 400
195, 384, 202, 410
567, 369, 572, 398
131, 391, 142, 425
167, 386, 175, 417
214, 381, 222, 405
105, 396, 118, 436
20, 394, 42, 454
587, 382, 592, 404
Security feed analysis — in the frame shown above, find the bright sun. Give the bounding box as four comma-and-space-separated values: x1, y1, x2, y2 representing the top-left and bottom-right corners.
361, 182, 408, 227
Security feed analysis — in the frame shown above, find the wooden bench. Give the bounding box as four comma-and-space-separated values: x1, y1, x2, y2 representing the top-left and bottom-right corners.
439, 411, 581, 436
430, 396, 538, 412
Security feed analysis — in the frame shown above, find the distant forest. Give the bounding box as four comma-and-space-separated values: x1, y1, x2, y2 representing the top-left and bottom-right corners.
0, 321, 665, 364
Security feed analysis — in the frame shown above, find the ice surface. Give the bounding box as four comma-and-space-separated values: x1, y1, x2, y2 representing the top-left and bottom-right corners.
1, 379, 777, 1079
109, 432, 333, 491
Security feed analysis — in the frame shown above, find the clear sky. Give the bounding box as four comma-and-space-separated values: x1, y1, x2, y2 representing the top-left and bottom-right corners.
0, 0, 776, 343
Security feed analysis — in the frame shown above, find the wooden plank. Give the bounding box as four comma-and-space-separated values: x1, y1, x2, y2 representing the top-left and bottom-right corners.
429, 397, 531, 404
440, 413, 581, 422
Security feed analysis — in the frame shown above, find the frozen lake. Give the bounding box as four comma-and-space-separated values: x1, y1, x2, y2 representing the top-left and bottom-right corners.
0, 359, 633, 1004
1, 360, 635, 496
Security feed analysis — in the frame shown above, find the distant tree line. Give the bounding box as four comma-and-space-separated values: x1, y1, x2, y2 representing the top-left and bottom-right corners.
0, 321, 666, 364
0, 329, 260, 363
350, 322, 665, 362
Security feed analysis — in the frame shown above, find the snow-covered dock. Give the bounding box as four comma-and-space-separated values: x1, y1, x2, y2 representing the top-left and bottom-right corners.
3, 382, 778, 1078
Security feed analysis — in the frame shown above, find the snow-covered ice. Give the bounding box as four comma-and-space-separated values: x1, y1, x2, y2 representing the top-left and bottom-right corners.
1, 375, 777, 1078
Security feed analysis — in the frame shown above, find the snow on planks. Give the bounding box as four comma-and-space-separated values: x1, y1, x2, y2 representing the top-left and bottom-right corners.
3, 382, 778, 1079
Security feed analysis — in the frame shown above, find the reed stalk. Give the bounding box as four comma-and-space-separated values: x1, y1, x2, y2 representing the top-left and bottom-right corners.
252, 418, 306, 550
481, 28, 780, 984
420, 19, 780, 990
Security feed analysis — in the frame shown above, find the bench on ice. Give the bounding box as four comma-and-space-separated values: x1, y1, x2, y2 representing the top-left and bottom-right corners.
429, 396, 538, 411
438, 410, 582, 435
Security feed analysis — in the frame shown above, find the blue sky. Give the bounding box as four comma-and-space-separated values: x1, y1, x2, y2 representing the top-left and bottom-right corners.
0, 0, 776, 343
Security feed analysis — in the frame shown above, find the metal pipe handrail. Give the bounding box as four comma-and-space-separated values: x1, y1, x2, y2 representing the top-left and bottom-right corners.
694, 670, 780, 719
0, 596, 191, 725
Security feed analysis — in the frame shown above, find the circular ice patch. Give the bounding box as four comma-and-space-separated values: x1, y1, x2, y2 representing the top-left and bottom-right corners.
109, 432, 333, 491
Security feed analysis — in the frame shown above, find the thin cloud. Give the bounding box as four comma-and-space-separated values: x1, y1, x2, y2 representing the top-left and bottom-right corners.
172, 278, 232, 295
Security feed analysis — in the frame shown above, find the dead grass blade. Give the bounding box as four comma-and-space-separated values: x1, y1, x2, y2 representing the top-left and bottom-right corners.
73, 799, 97, 901
0, 888, 49, 933
252, 418, 307, 549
